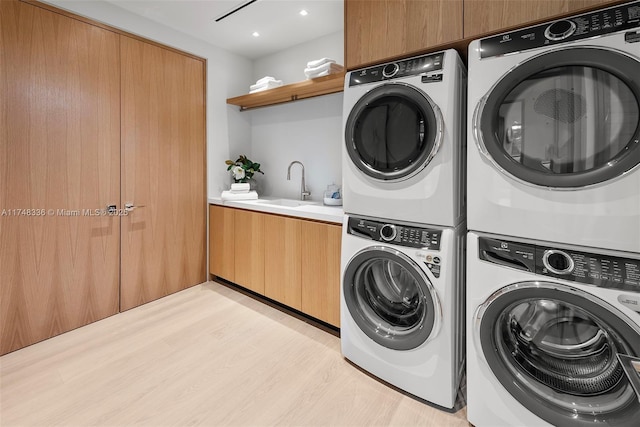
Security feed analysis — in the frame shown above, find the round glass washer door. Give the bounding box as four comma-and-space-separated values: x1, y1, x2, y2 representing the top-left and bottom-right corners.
476, 47, 640, 189
343, 246, 440, 350
345, 83, 443, 181
476, 282, 640, 426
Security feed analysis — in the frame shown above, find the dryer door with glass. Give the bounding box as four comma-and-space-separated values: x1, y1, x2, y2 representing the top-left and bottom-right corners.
343, 246, 440, 350
476, 47, 640, 189
475, 282, 640, 426
345, 83, 443, 182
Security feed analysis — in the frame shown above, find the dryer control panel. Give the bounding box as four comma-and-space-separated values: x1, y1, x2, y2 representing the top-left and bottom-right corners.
347, 216, 441, 250
479, 0, 640, 58
348, 52, 444, 87
479, 237, 640, 293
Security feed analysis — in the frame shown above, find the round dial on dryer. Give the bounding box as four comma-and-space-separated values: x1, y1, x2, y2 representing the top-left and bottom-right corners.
382, 63, 400, 78
544, 20, 577, 41
379, 224, 397, 241
543, 250, 575, 275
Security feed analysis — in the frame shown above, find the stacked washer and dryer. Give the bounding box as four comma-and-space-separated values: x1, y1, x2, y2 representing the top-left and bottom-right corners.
466, 2, 640, 426
339, 49, 467, 409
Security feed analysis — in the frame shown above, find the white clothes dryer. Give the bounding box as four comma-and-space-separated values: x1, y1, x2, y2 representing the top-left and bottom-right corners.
466, 231, 640, 427
467, 1, 640, 253
340, 214, 465, 409
342, 49, 466, 227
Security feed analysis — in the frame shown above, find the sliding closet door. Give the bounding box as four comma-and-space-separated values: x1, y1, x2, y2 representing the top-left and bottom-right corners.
120, 36, 206, 311
0, 0, 121, 355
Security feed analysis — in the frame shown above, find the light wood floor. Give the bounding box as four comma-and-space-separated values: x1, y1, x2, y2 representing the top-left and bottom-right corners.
0, 282, 470, 426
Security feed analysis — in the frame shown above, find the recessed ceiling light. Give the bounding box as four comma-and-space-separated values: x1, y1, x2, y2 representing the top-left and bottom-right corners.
252, 31, 260, 37
299, 10, 308, 16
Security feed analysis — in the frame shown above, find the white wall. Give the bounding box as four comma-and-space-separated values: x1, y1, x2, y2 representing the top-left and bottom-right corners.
249, 93, 343, 202
44, 0, 253, 199
251, 31, 344, 86
247, 31, 344, 202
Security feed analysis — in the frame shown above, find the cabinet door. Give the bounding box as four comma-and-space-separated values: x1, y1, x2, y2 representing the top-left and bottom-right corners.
234, 209, 265, 295
345, 0, 463, 69
301, 222, 342, 327
264, 215, 302, 310
120, 36, 206, 311
463, 0, 613, 38
209, 205, 235, 281
0, 0, 120, 355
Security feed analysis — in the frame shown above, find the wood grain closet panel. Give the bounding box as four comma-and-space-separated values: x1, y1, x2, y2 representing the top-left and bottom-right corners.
301, 222, 341, 327
234, 209, 265, 295
264, 215, 302, 310
120, 36, 206, 311
0, 0, 121, 355
463, 0, 613, 38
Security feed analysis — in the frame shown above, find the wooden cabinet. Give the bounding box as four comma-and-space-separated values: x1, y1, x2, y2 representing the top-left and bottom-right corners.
264, 215, 303, 310
209, 205, 236, 282
344, 0, 617, 70
463, 0, 615, 38
209, 206, 341, 327
301, 222, 342, 327
345, 0, 463, 69
209, 206, 266, 294
234, 209, 265, 295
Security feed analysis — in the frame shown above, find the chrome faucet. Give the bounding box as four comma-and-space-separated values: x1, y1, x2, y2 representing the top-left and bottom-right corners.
287, 161, 311, 201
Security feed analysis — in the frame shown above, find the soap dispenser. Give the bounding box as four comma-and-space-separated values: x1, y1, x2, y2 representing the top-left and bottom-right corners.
323, 183, 342, 206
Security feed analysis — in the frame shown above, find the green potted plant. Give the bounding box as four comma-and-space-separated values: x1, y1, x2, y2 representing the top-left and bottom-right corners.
225, 155, 264, 184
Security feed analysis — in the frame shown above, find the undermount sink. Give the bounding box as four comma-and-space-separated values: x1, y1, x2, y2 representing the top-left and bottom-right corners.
255, 198, 317, 208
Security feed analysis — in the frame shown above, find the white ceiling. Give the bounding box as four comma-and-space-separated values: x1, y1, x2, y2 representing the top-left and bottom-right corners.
102, 0, 344, 59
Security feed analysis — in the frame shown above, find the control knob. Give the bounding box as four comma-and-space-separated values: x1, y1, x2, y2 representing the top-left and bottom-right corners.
544, 20, 577, 41
543, 250, 574, 275
380, 224, 397, 242
382, 63, 399, 78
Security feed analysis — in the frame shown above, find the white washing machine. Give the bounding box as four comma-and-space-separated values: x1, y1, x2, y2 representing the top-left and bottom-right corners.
466, 231, 640, 426
467, 1, 640, 253
342, 49, 466, 227
340, 214, 465, 409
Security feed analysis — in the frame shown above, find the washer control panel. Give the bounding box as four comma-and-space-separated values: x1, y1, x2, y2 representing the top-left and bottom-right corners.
544, 19, 577, 40
348, 52, 444, 87
479, 237, 640, 293
479, 1, 640, 58
536, 245, 640, 292
347, 216, 441, 250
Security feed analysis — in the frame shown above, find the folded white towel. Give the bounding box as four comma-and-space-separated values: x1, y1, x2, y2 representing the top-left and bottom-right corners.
250, 79, 283, 90
231, 183, 250, 192
249, 80, 284, 93
304, 62, 344, 79
255, 76, 276, 85
306, 69, 331, 79
306, 58, 336, 68
221, 190, 258, 201
304, 62, 333, 75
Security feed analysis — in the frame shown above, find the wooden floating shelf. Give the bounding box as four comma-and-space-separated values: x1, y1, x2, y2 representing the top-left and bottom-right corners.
227, 72, 346, 111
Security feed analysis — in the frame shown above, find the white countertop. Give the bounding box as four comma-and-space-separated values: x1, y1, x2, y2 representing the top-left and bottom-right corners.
208, 197, 344, 224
